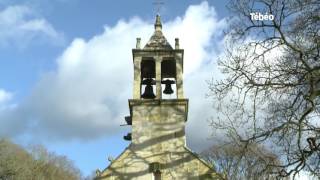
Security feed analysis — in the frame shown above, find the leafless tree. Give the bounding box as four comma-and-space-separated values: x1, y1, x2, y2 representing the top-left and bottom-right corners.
202, 142, 282, 180
208, 0, 320, 178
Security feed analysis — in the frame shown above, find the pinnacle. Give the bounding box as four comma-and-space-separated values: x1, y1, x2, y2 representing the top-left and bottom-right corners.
155, 14, 162, 31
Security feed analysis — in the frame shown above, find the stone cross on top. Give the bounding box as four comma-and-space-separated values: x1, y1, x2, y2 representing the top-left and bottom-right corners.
153, 0, 164, 15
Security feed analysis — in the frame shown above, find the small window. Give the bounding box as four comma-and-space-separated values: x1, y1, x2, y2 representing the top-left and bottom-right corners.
153, 170, 161, 180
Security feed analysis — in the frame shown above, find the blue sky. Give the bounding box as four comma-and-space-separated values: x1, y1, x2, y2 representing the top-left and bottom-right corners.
0, 0, 229, 176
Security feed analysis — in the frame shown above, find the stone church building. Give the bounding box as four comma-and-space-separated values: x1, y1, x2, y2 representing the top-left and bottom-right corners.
95, 15, 222, 180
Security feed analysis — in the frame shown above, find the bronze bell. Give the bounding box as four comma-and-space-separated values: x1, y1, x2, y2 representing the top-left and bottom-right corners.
161, 79, 175, 94
141, 78, 156, 99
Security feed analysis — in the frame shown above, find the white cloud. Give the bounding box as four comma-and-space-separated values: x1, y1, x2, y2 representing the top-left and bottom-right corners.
0, 5, 64, 47
0, 89, 13, 107
0, 89, 23, 138
0, 2, 226, 150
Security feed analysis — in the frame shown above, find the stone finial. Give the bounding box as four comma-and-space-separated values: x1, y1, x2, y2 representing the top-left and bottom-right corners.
95, 169, 101, 176
108, 156, 114, 162
175, 38, 180, 49
143, 15, 173, 50
155, 14, 162, 31
136, 38, 141, 49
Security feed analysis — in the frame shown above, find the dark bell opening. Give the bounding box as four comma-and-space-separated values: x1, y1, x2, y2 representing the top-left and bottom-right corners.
161, 59, 176, 78
141, 60, 155, 78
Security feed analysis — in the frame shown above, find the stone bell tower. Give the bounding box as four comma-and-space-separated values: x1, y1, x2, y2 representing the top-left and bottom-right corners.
95, 15, 221, 180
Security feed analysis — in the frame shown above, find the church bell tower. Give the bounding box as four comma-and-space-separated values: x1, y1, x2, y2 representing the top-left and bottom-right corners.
127, 14, 187, 147
132, 14, 184, 100
95, 15, 221, 180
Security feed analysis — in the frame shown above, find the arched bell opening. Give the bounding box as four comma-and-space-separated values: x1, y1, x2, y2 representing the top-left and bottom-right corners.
141, 59, 156, 99
161, 59, 176, 99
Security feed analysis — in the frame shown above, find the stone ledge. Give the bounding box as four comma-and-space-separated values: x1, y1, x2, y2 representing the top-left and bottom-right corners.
128, 99, 189, 121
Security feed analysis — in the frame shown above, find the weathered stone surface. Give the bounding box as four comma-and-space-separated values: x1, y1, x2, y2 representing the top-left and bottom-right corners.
96, 100, 222, 180
96, 146, 221, 180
